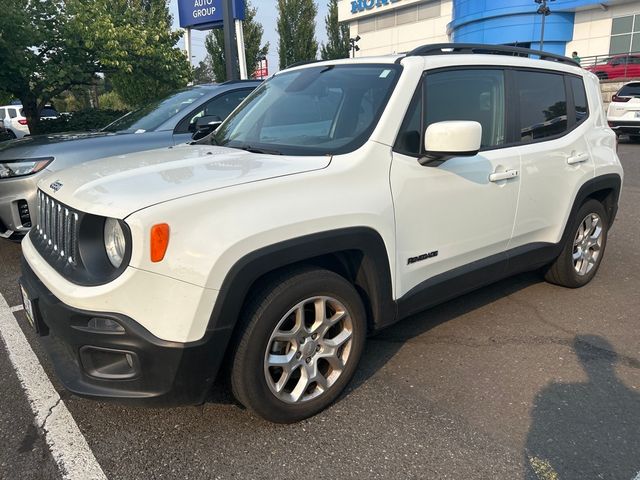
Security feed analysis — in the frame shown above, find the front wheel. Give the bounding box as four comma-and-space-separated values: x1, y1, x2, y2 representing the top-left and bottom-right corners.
230, 268, 367, 423
545, 199, 608, 288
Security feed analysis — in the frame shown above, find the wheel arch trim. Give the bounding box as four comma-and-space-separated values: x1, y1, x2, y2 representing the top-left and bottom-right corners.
206, 227, 397, 335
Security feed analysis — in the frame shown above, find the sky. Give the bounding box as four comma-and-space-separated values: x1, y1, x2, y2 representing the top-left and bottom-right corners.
168, 0, 330, 75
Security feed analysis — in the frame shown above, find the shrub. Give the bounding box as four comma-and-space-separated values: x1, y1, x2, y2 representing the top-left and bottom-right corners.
38, 109, 129, 134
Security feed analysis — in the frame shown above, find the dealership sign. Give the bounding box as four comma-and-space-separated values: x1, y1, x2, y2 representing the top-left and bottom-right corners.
178, 0, 245, 30
351, 0, 401, 14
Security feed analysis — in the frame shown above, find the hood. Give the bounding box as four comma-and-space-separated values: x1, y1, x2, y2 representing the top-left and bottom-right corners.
38, 144, 331, 218
0, 131, 132, 159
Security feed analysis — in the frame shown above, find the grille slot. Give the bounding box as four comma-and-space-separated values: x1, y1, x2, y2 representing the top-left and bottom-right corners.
34, 190, 78, 265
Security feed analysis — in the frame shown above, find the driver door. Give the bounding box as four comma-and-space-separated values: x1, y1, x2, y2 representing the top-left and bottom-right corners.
390, 68, 520, 301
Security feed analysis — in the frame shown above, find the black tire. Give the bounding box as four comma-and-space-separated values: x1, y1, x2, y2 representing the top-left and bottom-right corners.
596, 72, 608, 80
544, 199, 608, 288
230, 267, 367, 423
6, 130, 16, 139
629, 135, 640, 143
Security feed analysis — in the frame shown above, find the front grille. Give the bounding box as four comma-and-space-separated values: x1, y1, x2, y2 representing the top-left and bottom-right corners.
33, 190, 79, 266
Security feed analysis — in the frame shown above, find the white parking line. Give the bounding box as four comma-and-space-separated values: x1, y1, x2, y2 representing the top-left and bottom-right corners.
633, 471, 640, 480
10, 305, 23, 313
0, 292, 107, 480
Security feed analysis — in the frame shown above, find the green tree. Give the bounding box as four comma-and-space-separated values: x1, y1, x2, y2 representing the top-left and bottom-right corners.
277, 0, 318, 69
0, 0, 189, 133
193, 57, 215, 85
93, 0, 191, 107
204, 0, 269, 82
320, 0, 350, 60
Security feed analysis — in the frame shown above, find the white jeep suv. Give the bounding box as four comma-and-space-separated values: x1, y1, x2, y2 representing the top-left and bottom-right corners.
607, 81, 640, 141
20, 44, 623, 423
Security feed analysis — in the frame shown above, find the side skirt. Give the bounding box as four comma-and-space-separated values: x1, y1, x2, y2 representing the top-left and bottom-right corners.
395, 242, 560, 321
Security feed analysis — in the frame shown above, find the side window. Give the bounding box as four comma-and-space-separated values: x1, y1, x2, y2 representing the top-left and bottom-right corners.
394, 90, 422, 156
8, 109, 17, 119
0, 108, 5, 119
180, 89, 252, 133
516, 71, 567, 142
425, 69, 506, 149
570, 76, 589, 124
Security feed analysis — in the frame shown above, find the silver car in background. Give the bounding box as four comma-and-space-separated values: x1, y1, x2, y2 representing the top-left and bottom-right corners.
0, 81, 259, 240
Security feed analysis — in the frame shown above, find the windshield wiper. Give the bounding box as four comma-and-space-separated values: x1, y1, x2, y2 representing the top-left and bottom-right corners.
236, 144, 283, 155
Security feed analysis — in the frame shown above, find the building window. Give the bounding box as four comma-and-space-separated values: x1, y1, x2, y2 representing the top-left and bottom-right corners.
357, 0, 441, 34
610, 14, 640, 54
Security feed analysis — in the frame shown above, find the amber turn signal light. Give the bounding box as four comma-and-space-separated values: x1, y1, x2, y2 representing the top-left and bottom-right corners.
150, 224, 170, 262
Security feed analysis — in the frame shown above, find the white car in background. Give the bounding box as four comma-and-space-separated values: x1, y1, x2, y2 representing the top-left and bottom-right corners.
607, 81, 640, 141
0, 105, 59, 139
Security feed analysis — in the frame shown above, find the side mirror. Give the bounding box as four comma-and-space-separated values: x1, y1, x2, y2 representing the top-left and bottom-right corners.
191, 115, 223, 140
419, 121, 482, 166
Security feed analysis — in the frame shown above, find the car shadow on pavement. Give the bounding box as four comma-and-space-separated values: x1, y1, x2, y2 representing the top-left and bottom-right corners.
344, 271, 544, 395
524, 335, 640, 480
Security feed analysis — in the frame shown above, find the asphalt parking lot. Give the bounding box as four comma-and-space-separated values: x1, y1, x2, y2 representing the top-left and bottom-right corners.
0, 142, 638, 480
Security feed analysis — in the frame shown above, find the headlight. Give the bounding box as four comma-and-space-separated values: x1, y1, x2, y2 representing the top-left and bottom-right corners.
104, 218, 126, 268
0, 157, 53, 178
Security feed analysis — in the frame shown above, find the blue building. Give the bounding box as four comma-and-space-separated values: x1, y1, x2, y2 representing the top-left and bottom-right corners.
338, 0, 640, 59
450, 0, 639, 56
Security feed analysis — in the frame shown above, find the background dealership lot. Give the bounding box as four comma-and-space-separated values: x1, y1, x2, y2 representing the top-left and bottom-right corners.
0, 142, 637, 479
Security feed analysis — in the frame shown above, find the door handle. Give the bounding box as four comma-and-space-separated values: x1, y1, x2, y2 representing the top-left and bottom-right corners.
567, 153, 589, 165
489, 169, 519, 182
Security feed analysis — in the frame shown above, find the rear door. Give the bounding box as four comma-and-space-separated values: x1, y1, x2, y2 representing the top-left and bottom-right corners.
390, 67, 520, 299
508, 70, 594, 250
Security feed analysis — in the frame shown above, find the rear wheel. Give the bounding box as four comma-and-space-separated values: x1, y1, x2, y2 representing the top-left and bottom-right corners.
6, 130, 16, 139
230, 267, 367, 423
545, 199, 608, 288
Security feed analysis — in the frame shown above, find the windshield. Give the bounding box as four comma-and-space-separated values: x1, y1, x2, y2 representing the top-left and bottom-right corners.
102, 88, 208, 133
211, 64, 401, 155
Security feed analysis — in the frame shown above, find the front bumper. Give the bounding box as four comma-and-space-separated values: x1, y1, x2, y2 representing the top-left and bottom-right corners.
20, 259, 231, 406
0, 173, 39, 240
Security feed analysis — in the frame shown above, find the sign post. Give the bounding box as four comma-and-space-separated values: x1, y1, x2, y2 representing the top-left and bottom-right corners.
235, 19, 248, 79
222, 0, 240, 81
184, 27, 192, 66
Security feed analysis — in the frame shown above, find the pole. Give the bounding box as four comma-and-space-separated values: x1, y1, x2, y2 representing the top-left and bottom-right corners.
184, 27, 192, 67
222, 0, 239, 81
235, 19, 248, 80
540, 6, 546, 51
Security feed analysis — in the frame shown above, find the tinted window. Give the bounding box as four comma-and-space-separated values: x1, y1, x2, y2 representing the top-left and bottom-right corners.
425, 69, 506, 148
517, 71, 567, 142
40, 107, 58, 118
0, 109, 5, 119
103, 88, 209, 133
619, 82, 640, 97
394, 90, 422, 156
212, 64, 401, 156
8, 109, 16, 119
182, 89, 252, 133
570, 77, 589, 124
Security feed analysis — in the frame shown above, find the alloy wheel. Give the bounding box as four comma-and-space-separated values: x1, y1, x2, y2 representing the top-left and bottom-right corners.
264, 296, 354, 404
572, 212, 603, 276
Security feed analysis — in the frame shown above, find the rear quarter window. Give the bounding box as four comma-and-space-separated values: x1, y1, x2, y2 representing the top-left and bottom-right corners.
569, 76, 589, 124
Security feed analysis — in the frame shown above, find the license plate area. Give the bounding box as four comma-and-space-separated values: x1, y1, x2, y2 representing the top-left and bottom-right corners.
19, 283, 47, 335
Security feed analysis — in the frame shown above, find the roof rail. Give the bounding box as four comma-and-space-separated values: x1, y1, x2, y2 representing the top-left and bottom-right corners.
219, 79, 262, 85
284, 59, 324, 70
403, 43, 579, 67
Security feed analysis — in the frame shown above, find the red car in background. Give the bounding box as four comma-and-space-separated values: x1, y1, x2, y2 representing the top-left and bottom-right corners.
587, 54, 640, 80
